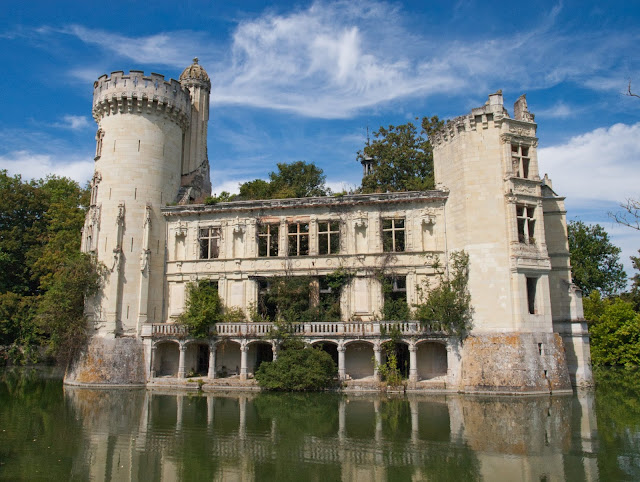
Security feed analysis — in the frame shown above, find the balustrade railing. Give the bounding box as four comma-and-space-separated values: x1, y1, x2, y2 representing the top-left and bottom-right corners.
150, 321, 425, 337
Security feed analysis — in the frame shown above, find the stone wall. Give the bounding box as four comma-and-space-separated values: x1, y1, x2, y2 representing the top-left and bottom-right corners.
65, 337, 146, 386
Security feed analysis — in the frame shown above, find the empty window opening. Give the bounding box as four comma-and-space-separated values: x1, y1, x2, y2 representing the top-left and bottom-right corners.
134, 187, 137, 199
318, 276, 342, 321
131, 237, 134, 252
258, 224, 279, 257
512, 144, 531, 179
288, 221, 310, 256
199, 227, 221, 259
516, 205, 536, 244
382, 218, 405, 252
138, 139, 140, 152
526, 277, 538, 314
318, 221, 340, 255
538, 342, 543, 355
257, 279, 277, 321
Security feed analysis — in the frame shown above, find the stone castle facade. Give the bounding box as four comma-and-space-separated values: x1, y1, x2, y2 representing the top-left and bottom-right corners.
65, 60, 593, 392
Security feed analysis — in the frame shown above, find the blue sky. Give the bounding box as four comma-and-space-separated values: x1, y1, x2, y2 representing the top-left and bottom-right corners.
1, 0, 639, 279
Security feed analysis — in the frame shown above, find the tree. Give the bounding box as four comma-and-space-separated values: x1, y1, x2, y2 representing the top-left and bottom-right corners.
255, 339, 337, 391
610, 198, 640, 231
414, 251, 473, 337
358, 116, 443, 193
237, 161, 329, 200
177, 280, 222, 338
567, 221, 627, 296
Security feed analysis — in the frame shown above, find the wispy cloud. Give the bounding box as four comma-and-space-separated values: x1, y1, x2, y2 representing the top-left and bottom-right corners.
31, 1, 639, 119
53, 115, 92, 130
535, 102, 575, 119
538, 122, 640, 204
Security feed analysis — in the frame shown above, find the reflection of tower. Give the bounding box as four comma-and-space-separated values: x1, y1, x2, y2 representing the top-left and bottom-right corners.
86, 70, 192, 336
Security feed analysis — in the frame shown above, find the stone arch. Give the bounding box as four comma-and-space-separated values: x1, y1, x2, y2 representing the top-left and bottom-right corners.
416, 341, 448, 380
155, 341, 180, 377
214, 340, 241, 378
311, 340, 339, 366
345, 340, 374, 379
247, 340, 273, 374
184, 341, 209, 377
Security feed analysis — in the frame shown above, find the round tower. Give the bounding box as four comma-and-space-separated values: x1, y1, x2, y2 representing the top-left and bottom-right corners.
178, 58, 212, 202
86, 70, 192, 337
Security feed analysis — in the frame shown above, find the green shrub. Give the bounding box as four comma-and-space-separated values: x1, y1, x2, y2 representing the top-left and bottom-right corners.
255, 340, 337, 391
178, 280, 222, 338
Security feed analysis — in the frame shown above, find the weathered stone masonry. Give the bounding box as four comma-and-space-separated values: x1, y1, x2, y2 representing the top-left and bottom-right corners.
65, 61, 592, 392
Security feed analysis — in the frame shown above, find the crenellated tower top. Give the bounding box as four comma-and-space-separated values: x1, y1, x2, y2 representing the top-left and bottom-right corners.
92, 71, 191, 129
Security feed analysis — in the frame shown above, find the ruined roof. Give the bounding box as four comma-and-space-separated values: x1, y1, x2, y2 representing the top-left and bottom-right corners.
162, 190, 448, 217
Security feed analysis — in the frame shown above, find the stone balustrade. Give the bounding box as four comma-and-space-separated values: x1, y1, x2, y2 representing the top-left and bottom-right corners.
150, 321, 427, 338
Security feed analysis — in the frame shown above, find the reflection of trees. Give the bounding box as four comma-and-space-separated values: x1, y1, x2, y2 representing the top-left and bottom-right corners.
594, 368, 640, 480
0, 368, 87, 480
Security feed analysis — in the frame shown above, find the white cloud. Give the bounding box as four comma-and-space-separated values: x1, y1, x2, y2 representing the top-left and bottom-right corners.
538, 122, 640, 204
532, 102, 574, 119
0, 150, 93, 184
53, 115, 91, 130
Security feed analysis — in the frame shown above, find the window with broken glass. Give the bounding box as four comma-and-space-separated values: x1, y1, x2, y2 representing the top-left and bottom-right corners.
382, 218, 405, 252
318, 221, 340, 255
516, 205, 536, 244
511, 144, 531, 179
257, 278, 277, 321
288, 221, 310, 256
258, 224, 279, 257
199, 227, 221, 259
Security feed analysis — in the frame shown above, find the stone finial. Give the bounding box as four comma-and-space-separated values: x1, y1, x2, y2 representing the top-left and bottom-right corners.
193, 57, 199, 64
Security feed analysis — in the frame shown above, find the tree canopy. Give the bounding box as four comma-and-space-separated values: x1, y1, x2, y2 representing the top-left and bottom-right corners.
0, 170, 99, 364
567, 220, 627, 297
358, 116, 443, 193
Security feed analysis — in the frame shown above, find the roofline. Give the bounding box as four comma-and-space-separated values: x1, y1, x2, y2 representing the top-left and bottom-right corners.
162, 190, 449, 217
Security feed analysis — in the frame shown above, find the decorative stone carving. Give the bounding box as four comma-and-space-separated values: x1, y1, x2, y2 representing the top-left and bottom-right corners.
354, 210, 368, 228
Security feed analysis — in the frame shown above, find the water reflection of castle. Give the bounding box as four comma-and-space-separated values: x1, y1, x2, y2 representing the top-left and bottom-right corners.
66, 388, 599, 480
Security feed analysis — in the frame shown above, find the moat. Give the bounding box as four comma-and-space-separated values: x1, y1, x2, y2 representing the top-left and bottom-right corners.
1, 368, 638, 481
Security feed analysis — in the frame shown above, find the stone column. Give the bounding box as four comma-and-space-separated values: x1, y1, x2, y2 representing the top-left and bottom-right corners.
373, 342, 383, 381
176, 394, 184, 430
207, 395, 215, 426
409, 342, 418, 382
272, 341, 278, 361
150, 344, 157, 378
240, 341, 248, 381
338, 342, 346, 380
178, 343, 187, 379
208, 343, 217, 379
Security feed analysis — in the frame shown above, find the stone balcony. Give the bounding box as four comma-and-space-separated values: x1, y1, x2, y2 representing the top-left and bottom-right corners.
145, 320, 434, 339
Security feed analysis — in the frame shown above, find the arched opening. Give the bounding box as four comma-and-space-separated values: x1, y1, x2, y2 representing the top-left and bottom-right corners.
215, 340, 241, 378
312, 341, 338, 366
248, 341, 273, 374
185, 343, 209, 377
155, 342, 180, 377
388, 342, 409, 379
416, 342, 448, 380
345, 342, 374, 379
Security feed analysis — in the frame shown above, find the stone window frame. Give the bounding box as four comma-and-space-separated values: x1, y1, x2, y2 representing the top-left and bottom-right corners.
386, 275, 407, 301
382, 217, 406, 252
318, 220, 340, 255
526, 276, 538, 315
257, 223, 279, 257
511, 143, 531, 179
95, 129, 104, 161
516, 204, 536, 244
199, 226, 221, 259
287, 221, 310, 256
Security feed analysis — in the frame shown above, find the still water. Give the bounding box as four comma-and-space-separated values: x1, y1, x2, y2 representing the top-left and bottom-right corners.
0, 368, 639, 481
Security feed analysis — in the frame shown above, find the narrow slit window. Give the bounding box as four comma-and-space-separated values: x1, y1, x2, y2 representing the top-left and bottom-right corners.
526, 277, 537, 314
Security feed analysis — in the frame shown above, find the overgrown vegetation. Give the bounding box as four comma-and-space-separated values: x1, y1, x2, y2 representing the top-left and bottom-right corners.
0, 170, 101, 365
375, 326, 406, 388
255, 339, 337, 391
414, 251, 473, 337
177, 280, 224, 338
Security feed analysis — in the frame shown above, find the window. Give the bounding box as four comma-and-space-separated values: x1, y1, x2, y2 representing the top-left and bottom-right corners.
318, 276, 341, 321
526, 277, 537, 314
199, 227, 221, 259
95, 129, 104, 160
511, 144, 531, 179
318, 221, 340, 255
288, 222, 309, 256
257, 279, 277, 321
516, 205, 536, 244
382, 218, 405, 252
383, 276, 409, 320
258, 224, 279, 257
